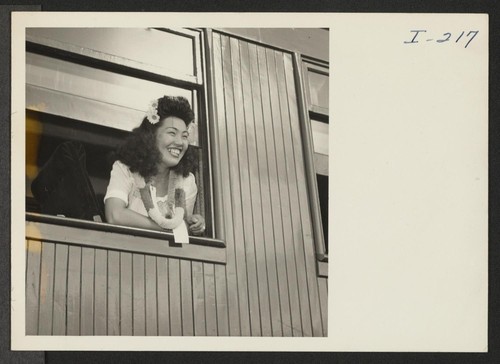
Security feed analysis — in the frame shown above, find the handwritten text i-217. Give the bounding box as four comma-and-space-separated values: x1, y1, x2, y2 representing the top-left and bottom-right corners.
404, 30, 479, 48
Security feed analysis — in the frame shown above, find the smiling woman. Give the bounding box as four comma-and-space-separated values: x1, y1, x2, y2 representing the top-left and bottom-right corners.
104, 96, 206, 239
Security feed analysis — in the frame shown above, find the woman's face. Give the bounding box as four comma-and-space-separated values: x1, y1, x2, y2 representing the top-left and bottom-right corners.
155, 116, 189, 168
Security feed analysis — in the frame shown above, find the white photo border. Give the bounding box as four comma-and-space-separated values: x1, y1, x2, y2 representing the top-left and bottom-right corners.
12, 12, 488, 352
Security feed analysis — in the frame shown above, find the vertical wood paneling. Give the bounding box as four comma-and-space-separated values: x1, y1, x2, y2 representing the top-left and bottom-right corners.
318, 277, 328, 336
180, 260, 194, 336
94, 249, 108, 335
276, 50, 318, 336
120, 252, 133, 335
211, 31, 327, 338
26, 240, 41, 335
204, 263, 218, 336
52, 243, 68, 335
66, 246, 82, 335
38, 242, 55, 335
254, 45, 283, 337
284, 53, 325, 336
231, 36, 260, 336
132, 254, 146, 336
236, 39, 263, 336
281, 53, 314, 337
107, 250, 120, 335
192, 261, 206, 336
213, 32, 241, 336
245, 42, 272, 337
214, 264, 229, 336
145, 255, 158, 336
258, 44, 288, 336
168, 258, 182, 335
224, 35, 252, 336
80, 248, 95, 335
156, 257, 170, 336
263, 46, 293, 337
274, 49, 304, 336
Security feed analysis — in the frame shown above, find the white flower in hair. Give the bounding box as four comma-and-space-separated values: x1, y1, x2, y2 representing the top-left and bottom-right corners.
146, 100, 160, 124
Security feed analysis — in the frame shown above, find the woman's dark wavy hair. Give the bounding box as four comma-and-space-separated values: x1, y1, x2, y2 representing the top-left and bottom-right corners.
114, 96, 197, 179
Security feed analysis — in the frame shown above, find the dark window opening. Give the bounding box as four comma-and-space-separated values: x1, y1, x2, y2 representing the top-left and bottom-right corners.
26, 110, 127, 217
26, 109, 210, 225
316, 173, 329, 255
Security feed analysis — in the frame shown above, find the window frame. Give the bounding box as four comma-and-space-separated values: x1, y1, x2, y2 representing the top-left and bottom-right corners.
302, 60, 330, 117
26, 27, 204, 86
24, 27, 225, 254
293, 52, 329, 277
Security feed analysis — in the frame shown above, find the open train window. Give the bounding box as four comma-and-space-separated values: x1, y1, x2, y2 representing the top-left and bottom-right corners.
25, 28, 222, 248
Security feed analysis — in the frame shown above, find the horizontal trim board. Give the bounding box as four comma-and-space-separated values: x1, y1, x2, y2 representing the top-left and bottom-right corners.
26, 219, 226, 265
27, 213, 225, 248
310, 105, 329, 116
26, 84, 144, 132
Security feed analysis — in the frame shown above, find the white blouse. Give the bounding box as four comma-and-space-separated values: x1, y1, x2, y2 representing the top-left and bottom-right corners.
104, 160, 197, 217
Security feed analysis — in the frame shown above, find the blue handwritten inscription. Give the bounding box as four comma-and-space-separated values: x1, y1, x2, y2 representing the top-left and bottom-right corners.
404, 30, 479, 48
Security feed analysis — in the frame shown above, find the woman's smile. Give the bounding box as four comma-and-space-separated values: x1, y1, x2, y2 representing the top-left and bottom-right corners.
167, 147, 181, 158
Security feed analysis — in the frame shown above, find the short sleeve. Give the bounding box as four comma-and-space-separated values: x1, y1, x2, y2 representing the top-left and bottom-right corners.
104, 161, 134, 205
184, 173, 198, 216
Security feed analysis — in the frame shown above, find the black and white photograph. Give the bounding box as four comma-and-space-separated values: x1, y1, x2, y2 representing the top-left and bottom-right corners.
23, 26, 329, 337
10, 12, 488, 353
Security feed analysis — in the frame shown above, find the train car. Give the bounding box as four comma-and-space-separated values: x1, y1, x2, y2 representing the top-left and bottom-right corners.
24, 27, 329, 337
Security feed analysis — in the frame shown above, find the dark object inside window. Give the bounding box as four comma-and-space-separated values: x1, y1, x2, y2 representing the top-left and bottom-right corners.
31, 141, 104, 222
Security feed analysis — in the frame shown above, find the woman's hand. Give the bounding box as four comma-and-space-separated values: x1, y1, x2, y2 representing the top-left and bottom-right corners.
187, 214, 206, 236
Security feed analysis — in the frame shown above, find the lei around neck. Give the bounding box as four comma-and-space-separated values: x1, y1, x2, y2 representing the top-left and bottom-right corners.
139, 170, 187, 230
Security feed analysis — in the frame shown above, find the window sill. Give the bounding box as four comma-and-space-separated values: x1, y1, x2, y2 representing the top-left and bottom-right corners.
317, 253, 328, 278
25, 212, 226, 264
317, 261, 328, 278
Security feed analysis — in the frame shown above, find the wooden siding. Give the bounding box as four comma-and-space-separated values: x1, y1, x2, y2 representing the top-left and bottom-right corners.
25, 236, 228, 336
211, 32, 326, 336
218, 28, 329, 63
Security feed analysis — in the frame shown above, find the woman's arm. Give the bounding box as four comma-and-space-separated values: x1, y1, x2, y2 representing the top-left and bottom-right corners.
185, 173, 198, 217
105, 197, 162, 231
104, 161, 162, 230
183, 173, 205, 235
